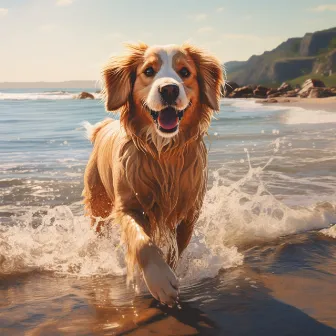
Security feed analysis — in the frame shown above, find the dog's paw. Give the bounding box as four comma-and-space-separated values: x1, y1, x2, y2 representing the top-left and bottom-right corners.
142, 252, 179, 306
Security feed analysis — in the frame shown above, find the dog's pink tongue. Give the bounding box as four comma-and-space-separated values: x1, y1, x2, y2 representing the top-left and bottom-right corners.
158, 108, 178, 130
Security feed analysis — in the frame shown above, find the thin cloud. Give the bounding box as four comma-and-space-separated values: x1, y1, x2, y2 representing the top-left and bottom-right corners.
309, 4, 336, 12
216, 7, 224, 12
189, 13, 207, 22
40, 24, 57, 32
139, 31, 153, 39
56, 0, 75, 6
197, 26, 214, 34
203, 40, 223, 47
0, 8, 8, 16
222, 34, 262, 41
106, 32, 126, 40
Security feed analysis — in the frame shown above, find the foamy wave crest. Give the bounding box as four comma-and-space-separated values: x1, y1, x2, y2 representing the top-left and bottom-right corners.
1, 150, 335, 282
321, 224, 336, 238
176, 146, 336, 282
222, 98, 336, 125
0, 206, 126, 276
0, 91, 100, 101
284, 108, 336, 125
221, 98, 288, 112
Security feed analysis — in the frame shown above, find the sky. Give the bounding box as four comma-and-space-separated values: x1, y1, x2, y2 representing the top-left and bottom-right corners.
0, 0, 336, 82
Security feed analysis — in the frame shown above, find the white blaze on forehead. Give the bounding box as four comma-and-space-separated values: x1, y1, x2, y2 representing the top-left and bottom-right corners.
144, 45, 182, 83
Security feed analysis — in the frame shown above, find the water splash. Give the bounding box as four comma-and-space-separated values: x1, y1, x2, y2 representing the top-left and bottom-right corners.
0, 206, 126, 276
176, 144, 336, 281
1, 145, 335, 281
321, 224, 336, 239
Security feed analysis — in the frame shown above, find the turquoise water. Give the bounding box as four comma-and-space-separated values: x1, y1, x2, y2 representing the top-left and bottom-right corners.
0, 89, 336, 334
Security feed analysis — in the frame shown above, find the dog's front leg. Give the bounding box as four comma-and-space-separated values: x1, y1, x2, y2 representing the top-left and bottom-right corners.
118, 211, 179, 305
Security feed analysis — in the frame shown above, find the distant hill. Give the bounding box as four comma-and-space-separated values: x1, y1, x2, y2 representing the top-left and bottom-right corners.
225, 27, 336, 86
0, 80, 98, 89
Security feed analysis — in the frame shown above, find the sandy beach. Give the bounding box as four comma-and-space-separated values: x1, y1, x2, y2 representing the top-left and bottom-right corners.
258, 96, 336, 112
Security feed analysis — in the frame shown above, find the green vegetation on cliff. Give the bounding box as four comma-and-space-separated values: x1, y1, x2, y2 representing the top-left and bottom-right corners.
288, 73, 336, 87
225, 27, 336, 86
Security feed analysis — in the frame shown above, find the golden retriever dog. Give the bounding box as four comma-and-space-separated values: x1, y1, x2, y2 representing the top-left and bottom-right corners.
83, 43, 223, 305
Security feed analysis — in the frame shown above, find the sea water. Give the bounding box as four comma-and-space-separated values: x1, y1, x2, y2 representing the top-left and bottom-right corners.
0, 89, 336, 334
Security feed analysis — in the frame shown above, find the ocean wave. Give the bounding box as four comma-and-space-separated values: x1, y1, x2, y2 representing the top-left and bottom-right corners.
321, 224, 336, 238
1, 151, 335, 283
0, 91, 100, 101
43, 91, 70, 95
222, 98, 289, 112
284, 108, 336, 125
222, 98, 336, 126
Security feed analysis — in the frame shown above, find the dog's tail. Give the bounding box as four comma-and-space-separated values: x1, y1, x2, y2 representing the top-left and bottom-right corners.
82, 119, 113, 143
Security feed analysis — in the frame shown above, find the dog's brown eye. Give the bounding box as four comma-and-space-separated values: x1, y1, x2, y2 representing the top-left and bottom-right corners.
179, 67, 191, 78
144, 67, 155, 77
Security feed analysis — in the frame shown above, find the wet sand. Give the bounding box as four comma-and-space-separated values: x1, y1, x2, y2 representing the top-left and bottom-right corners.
1, 232, 336, 335
258, 96, 336, 112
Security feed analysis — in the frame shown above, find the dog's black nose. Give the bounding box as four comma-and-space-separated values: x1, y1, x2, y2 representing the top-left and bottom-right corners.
159, 84, 179, 104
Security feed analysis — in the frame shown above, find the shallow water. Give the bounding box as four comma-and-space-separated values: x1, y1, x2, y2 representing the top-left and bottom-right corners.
0, 90, 336, 335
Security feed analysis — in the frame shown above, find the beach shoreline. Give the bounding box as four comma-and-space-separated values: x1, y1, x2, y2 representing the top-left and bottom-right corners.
256, 96, 336, 112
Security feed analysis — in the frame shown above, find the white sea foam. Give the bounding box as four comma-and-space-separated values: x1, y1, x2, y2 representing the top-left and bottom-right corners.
177, 149, 336, 282
1, 150, 335, 284
321, 224, 336, 238
222, 98, 336, 125
284, 108, 336, 125
221, 98, 288, 112
0, 205, 126, 277
0, 91, 100, 101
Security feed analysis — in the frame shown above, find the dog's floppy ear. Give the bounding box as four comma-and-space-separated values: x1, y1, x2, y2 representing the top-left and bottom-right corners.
184, 44, 224, 111
102, 43, 148, 112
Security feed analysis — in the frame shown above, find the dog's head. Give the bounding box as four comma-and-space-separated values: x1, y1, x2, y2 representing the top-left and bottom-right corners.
102, 43, 223, 141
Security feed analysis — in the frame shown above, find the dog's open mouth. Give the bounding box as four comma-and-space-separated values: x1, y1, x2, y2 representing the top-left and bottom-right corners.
148, 105, 189, 134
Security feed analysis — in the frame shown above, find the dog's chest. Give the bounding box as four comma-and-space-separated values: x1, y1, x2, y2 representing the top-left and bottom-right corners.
122, 142, 207, 224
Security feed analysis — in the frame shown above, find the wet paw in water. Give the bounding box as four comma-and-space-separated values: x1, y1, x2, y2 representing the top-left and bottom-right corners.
142, 254, 179, 306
